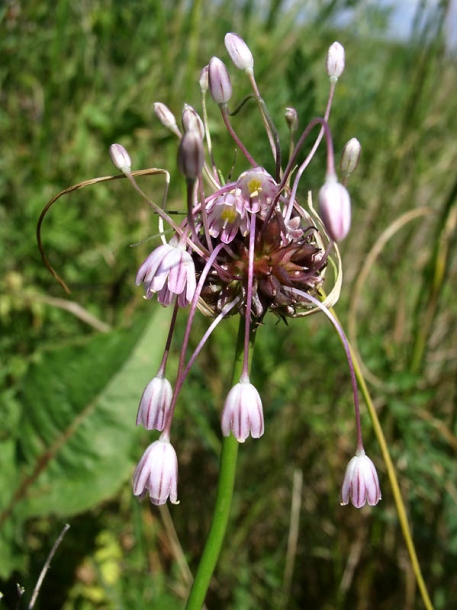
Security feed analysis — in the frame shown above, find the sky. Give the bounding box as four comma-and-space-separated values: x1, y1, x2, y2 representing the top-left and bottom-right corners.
305, 0, 457, 52
387, 0, 456, 49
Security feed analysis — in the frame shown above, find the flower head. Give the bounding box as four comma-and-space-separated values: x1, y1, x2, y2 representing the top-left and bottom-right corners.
133, 438, 179, 505
341, 451, 382, 508
120, 33, 375, 506
221, 378, 264, 442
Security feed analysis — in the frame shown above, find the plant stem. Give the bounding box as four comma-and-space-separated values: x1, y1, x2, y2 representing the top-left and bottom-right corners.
185, 318, 256, 610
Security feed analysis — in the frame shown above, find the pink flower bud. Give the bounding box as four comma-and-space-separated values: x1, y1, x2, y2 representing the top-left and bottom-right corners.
133, 438, 179, 505
199, 65, 209, 92
182, 104, 205, 139
153, 102, 181, 137
340, 137, 361, 178
318, 175, 351, 241
109, 143, 131, 174
208, 57, 232, 105
221, 378, 264, 442
341, 450, 382, 508
224, 32, 254, 71
285, 107, 299, 132
136, 375, 173, 431
177, 130, 205, 180
326, 42, 345, 82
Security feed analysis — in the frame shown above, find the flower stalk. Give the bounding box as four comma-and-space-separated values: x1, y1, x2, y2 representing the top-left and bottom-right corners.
185, 317, 256, 610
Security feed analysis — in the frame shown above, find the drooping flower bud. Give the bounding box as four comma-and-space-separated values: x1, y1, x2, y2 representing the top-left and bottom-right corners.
318, 174, 351, 241
341, 450, 382, 508
224, 32, 254, 71
326, 42, 345, 83
208, 57, 232, 105
285, 107, 299, 133
182, 104, 205, 139
340, 137, 361, 179
136, 375, 173, 431
221, 377, 264, 442
133, 437, 179, 505
109, 143, 131, 174
177, 130, 205, 180
153, 102, 181, 137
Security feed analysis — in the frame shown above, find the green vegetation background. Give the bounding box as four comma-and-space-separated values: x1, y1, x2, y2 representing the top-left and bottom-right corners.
1, 0, 456, 608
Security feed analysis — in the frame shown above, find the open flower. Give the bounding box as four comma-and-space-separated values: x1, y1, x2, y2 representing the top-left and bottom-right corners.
133, 438, 179, 505
136, 239, 196, 306
207, 189, 249, 243
341, 451, 381, 508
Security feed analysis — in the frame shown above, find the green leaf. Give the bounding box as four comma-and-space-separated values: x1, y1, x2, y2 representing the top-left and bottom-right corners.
14, 306, 172, 519
0, 439, 26, 579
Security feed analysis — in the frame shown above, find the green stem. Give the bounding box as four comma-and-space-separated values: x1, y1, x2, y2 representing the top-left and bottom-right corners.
185, 319, 256, 610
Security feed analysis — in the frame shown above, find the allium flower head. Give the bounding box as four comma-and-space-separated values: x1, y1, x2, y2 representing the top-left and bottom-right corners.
133, 438, 179, 505
112, 32, 378, 506
341, 451, 382, 508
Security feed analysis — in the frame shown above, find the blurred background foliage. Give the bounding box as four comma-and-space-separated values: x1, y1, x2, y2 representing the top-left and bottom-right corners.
1, 0, 457, 608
